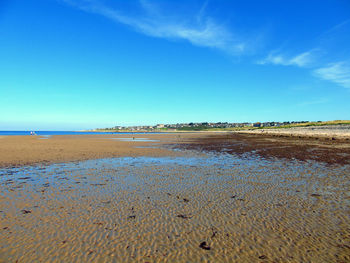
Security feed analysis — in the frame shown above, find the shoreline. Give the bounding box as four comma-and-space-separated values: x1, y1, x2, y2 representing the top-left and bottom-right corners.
0, 128, 349, 167
178, 132, 350, 165
1, 133, 349, 262
0, 133, 208, 168
1, 130, 349, 262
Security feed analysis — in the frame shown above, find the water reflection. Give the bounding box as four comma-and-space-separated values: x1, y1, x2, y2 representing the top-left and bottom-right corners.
108, 138, 160, 142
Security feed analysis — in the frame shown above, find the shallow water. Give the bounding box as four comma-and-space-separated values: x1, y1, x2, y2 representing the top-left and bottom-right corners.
108, 138, 160, 142
0, 152, 349, 262
38, 135, 52, 139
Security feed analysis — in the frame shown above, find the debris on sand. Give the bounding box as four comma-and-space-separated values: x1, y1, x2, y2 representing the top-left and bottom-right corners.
199, 241, 211, 250
176, 214, 192, 219
310, 193, 321, 197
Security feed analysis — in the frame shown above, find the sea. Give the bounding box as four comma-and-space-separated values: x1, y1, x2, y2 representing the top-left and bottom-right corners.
0, 131, 156, 136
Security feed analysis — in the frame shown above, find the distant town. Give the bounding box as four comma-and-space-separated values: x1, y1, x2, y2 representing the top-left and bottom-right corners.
95, 120, 325, 132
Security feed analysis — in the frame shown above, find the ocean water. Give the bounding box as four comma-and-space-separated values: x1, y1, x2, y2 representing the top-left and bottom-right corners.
0, 131, 160, 136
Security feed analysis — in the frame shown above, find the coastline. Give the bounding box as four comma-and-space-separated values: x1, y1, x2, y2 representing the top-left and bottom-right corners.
1, 129, 349, 262
178, 131, 350, 165
1, 127, 350, 167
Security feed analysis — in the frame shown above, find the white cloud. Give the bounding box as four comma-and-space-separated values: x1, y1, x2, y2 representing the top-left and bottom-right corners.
289, 52, 313, 67
62, 0, 246, 55
258, 47, 350, 89
258, 51, 313, 67
314, 62, 350, 89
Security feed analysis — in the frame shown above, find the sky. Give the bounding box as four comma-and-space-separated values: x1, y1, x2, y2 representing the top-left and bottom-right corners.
0, 0, 350, 130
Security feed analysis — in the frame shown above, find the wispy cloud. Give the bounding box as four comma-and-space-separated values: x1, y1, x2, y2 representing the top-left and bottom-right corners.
260, 51, 350, 89
297, 98, 329, 107
258, 50, 314, 67
63, 0, 350, 90
320, 19, 350, 37
258, 18, 350, 89
62, 0, 246, 55
314, 62, 350, 89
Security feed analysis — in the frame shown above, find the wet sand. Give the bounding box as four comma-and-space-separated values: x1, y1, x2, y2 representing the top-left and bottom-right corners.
1, 130, 350, 167
1, 132, 350, 262
178, 132, 350, 165
0, 133, 207, 168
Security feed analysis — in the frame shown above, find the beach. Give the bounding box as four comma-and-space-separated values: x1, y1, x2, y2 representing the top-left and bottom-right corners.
179, 129, 350, 165
1, 131, 350, 262
0, 133, 206, 168
1, 129, 349, 167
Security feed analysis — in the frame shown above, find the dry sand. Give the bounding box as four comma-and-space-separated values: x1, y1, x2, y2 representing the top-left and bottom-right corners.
0, 132, 349, 262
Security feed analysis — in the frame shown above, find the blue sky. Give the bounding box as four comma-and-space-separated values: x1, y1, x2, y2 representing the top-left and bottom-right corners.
0, 0, 349, 130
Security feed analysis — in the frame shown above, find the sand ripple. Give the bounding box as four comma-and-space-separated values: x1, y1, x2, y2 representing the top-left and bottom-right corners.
0, 154, 349, 262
